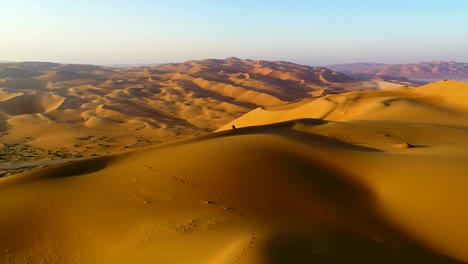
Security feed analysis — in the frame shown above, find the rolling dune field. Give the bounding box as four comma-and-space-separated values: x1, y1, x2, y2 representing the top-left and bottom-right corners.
0, 79, 467, 263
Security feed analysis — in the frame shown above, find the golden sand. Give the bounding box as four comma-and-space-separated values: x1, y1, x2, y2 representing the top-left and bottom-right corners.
1, 80, 467, 263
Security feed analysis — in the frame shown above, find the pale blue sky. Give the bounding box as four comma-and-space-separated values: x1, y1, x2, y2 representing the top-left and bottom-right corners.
1, 0, 468, 65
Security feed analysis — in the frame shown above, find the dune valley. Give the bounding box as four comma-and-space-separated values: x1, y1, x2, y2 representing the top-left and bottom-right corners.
0, 57, 467, 263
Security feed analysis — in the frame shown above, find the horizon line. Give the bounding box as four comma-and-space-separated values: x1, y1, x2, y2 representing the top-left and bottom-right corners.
1, 57, 467, 68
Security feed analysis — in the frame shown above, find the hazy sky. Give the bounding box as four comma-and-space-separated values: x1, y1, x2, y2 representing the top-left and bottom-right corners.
2, 0, 468, 65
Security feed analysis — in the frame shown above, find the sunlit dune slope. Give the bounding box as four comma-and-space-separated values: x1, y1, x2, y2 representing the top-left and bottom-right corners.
1, 123, 467, 263
218, 81, 468, 130
1, 81, 467, 263
0, 58, 363, 158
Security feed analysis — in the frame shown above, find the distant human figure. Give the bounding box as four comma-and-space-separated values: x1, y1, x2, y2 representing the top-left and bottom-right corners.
232, 125, 236, 130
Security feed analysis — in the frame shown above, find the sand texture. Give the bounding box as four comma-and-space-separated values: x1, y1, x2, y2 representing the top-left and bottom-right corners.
0, 79, 467, 263
0, 58, 383, 173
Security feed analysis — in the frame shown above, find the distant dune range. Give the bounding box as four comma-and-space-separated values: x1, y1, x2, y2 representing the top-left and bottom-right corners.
0, 80, 468, 263
328, 61, 468, 81
0, 58, 408, 171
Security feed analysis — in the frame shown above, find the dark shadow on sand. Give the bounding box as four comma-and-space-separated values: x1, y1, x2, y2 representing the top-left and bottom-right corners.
212, 118, 383, 152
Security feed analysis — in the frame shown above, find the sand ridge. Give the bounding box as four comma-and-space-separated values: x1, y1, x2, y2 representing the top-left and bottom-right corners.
218, 81, 468, 131
0, 58, 396, 171
0, 119, 465, 263
0, 80, 467, 263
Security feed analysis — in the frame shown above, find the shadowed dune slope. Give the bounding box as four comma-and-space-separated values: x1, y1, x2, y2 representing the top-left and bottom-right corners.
0, 58, 373, 158
1, 81, 468, 263
0, 126, 466, 263
0, 94, 65, 115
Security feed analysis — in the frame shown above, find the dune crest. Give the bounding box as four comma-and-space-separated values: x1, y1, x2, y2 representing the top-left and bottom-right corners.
219, 81, 468, 131
0, 78, 467, 262
0, 59, 386, 161
0, 93, 65, 116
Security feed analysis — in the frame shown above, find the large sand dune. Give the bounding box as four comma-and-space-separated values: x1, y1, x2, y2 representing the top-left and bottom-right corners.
218, 80, 468, 130
328, 61, 468, 80
0, 59, 385, 171
0, 80, 467, 263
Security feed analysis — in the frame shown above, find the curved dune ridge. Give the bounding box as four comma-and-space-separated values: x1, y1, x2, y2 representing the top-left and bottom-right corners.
1, 81, 468, 263
0, 93, 65, 116
0, 88, 24, 102
0, 59, 382, 157
218, 80, 468, 130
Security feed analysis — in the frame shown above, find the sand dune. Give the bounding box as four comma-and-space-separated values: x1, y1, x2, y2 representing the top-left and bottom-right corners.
0, 88, 23, 102
0, 94, 65, 116
0, 79, 467, 263
328, 61, 468, 80
219, 81, 468, 130
34, 70, 98, 82
0, 58, 382, 163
